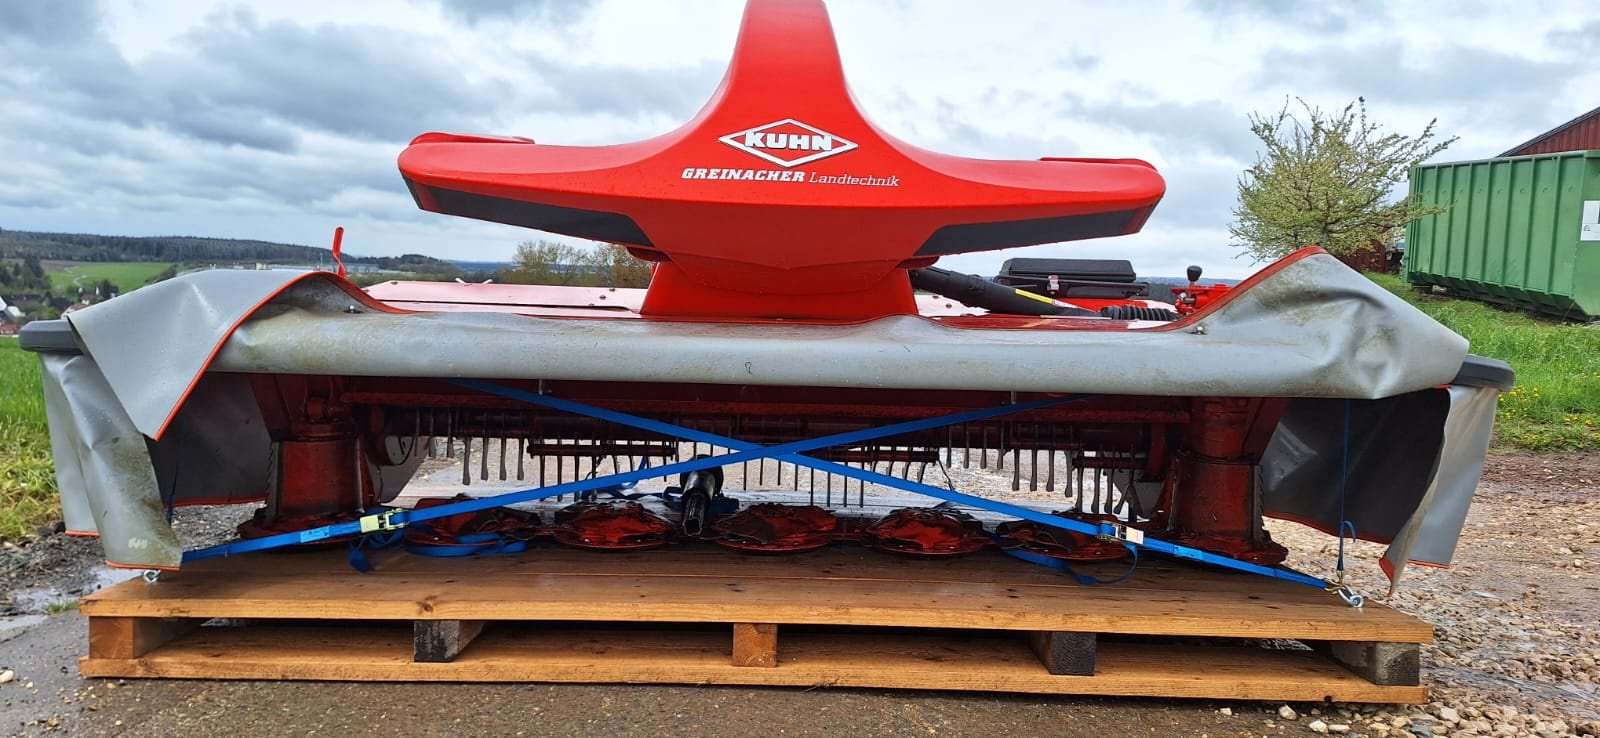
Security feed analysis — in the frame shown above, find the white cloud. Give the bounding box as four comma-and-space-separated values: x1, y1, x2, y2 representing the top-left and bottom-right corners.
2, 0, 1596, 280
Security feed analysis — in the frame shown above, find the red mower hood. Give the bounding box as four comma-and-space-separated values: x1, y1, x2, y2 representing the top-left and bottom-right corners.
399, 0, 1166, 320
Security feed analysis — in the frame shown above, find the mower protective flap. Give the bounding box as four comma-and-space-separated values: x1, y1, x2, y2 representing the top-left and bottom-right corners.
27, 250, 1498, 589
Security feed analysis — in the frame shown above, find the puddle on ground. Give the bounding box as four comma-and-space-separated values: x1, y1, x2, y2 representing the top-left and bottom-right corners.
1435, 664, 1600, 722
4, 565, 141, 616
0, 614, 48, 643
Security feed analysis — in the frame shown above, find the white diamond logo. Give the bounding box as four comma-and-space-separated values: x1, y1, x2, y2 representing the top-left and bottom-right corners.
718, 119, 858, 168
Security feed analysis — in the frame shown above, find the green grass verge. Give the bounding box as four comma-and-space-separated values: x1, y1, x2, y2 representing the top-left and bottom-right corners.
0, 340, 57, 540
46, 261, 176, 294
1370, 273, 1600, 451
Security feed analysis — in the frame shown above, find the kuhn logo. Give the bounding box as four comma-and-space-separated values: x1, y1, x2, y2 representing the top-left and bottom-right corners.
719, 119, 858, 168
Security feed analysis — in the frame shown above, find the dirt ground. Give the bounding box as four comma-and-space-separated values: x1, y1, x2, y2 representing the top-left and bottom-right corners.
2, 451, 1597, 738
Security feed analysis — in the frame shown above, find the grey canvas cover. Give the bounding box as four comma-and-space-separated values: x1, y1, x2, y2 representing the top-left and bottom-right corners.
27, 251, 1502, 588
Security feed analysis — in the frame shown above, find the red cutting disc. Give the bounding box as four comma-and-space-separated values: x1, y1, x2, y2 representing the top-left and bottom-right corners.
995, 513, 1129, 562
708, 503, 839, 553
549, 501, 674, 551
715, 537, 835, 553
549, 532, 669, 551
863, 507, 990, 556
403, 495, 542, 547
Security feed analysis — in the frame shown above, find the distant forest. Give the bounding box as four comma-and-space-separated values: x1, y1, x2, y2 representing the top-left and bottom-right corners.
0, 228, 460, 276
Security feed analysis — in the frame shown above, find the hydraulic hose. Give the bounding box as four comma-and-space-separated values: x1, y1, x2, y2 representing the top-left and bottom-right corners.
909, 266, 1094, 316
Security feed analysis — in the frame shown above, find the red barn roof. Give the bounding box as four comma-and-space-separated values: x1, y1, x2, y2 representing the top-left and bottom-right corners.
1501, 105, 1600, 157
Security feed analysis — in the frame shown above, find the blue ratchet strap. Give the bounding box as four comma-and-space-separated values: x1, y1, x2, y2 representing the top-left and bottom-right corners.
991, 533, 1142, 586
586, 490, 655, 501
183, 383, 1083, 563
403, 529, 530, 558
345, 524, 405, 573
1337, 398, 1351, 575
1006, 545, 1141, 586
1325, 398, 1366, 608
577, 459, 655, 501
1332, 520, 1364, 607
657, 487, 740, 515
578, 486, 657, 502
451, 379, 1331, 590
1337, 520, 1358, 571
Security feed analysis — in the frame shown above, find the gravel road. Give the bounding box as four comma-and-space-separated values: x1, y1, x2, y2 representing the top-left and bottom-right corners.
2, 451, 1596, 738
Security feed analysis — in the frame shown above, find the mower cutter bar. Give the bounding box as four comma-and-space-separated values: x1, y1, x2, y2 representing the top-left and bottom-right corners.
449, 380, 1328, 590
183, 379, 1328, 592
182, 383, 1089, 562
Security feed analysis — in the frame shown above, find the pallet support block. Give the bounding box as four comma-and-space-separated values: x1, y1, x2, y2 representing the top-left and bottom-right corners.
732, 623, 778, 667
414, 620, 486, 663
1310, 640, 1422, 687
88, 617, 196, 660
1027, 631, 1096, 676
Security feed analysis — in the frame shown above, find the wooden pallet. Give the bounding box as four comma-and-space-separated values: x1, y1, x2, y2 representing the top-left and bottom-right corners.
80, 546, 1431, 702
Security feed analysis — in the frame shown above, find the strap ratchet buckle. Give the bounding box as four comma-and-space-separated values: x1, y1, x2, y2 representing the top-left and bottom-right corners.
358, 509, 406, 534
1095, 522, 1145, 546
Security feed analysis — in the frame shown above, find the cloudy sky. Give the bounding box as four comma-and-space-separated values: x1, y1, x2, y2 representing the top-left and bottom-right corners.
2, 0, 1595, 279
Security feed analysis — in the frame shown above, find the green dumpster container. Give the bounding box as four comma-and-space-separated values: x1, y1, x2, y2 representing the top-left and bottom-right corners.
1405, 150, 1600, 319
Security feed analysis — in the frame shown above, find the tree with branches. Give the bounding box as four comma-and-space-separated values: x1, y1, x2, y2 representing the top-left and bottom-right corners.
1231, 97, 1456, 263
585, 244, 653, 288
502, 240, 653, 288
504, 240, 587, 285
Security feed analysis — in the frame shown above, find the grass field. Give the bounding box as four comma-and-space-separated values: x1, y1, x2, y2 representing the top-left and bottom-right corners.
0, 340, 56, 540
1369, 273, 1600, 451
45, 261, 175, 294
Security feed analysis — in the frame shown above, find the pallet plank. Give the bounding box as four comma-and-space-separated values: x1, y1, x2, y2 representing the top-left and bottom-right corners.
131, 547, 1329, 595
82, 552, 1429, 643
78, 625, 1426, 703
74, 548, 1432, 702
